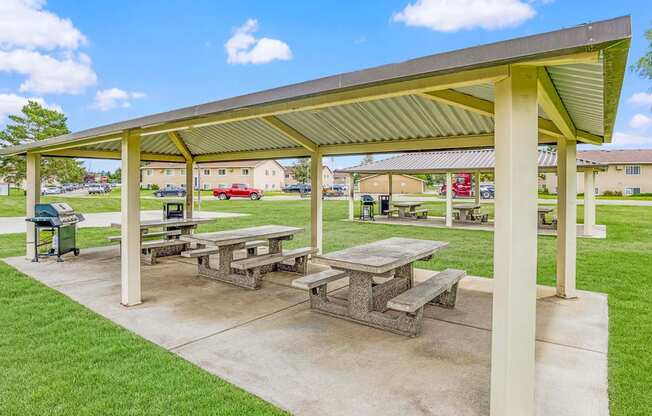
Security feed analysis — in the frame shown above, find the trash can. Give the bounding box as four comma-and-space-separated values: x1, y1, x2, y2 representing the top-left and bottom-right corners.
379, 195, 390, 215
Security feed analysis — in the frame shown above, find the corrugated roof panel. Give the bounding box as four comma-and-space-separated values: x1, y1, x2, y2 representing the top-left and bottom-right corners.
179, 119, 300, 155
547, 62, 604, 136
140, 133, 180, 154
278, 94, 494, 146
340, 148, 603, 173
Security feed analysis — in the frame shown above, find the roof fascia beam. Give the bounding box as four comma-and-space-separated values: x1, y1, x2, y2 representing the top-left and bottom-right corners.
140, 65, 510, 136
167, 131, 193, 161
30, 134, 122, 155
44, 148, 186, 162
516, 51, 600, 67
536, 67, 577, 140
261, 116, 317, 153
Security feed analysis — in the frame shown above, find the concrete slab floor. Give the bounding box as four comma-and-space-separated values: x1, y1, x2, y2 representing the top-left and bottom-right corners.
3, 246, 609, 416
351, 216, 607, 239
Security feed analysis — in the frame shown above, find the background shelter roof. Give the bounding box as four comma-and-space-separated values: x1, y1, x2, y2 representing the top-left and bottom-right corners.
338, 148, 606, 174
0, 16, 630, 162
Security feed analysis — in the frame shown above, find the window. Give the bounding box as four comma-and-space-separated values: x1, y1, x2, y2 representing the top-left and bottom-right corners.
146, 169, 153, 176
272, 183, 276, 189
203, 183, 211, 190
218, 169, 226, 176
285, 173, 290, 179
265, 184, 269, 189
625, 165, 641, 175
242, 168, 250, 176
165, 169, 173, 176
594, 187, 599, 196
272, 170, 276, 176
265, 169, 269, 176
180, 169, 186, 176
624, 187, 641, 196
203, 169, 211, 176
218, 183, 227, 188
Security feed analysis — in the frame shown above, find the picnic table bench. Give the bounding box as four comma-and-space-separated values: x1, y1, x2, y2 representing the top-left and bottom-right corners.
181, 225, 314, 289
297, 237, 462, 337
453, 203, 488, 223
108, 217, 214, 264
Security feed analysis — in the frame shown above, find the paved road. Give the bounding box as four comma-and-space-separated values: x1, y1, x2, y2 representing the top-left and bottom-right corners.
0, 210, 246, 235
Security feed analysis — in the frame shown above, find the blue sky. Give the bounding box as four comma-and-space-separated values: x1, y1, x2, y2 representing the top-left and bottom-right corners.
1, 0, 651, 172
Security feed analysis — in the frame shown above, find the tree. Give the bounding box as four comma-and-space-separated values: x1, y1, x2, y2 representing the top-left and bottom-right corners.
361, 154, 374, 165
292, 158, 310, 184
632, 24, 652, 82
0, 101, 86, 186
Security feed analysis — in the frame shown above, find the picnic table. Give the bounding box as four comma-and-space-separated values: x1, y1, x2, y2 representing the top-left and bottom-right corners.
538, 206, 556, 229
180, 225, 314, 289
389, 201, 427, 219
305, 237, 462, 336
452, 203, 487, 223
109, 217, 215, 264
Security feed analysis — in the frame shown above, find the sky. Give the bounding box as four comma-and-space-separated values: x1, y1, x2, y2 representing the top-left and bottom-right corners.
0, 0, 651, 173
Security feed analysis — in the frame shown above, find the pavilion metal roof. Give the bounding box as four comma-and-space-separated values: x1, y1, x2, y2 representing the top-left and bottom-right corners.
339, 148, 605, 174
0, 16, 631, 161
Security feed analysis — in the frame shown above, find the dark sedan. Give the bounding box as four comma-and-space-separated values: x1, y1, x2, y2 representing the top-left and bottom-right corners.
153, 187, 187, 197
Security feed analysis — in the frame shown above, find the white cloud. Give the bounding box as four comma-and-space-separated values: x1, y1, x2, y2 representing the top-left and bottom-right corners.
0, 49, 96, 94
225, 19, 292, 64
629, 113, 652, 130
628, 92, 652, 107
91, 88, 146, 111
393, 0, 536, 32
609, 131, 652, 148
0, 0, 87, 50
0, 93, 61, 123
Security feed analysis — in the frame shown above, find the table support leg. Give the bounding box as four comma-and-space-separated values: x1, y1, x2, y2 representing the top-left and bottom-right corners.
197, 243, 260, 289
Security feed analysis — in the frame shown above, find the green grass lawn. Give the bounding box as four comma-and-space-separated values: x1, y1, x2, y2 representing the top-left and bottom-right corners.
1, 195, 651, 415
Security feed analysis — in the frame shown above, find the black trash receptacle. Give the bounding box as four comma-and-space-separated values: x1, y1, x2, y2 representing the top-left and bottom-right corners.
379, 195, 390, 215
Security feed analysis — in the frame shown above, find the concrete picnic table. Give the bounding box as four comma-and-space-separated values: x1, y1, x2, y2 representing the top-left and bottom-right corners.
537, 206, 555, 228
110, 217, 214, 235
391, 201, 422, 217
180, 225, 304, 288
311, 237, 448, 335
452, 203, 482, 222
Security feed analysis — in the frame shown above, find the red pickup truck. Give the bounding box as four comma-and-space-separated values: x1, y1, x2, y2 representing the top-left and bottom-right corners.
212, 183, 263, 200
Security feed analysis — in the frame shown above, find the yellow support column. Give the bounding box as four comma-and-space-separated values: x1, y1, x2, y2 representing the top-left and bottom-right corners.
583, 169, 596, 237
25, 153, 41, 260
185, 159, 194, 218
445, 172, 453, 227
490, 66, 538, 416
310, 152, 323, 253
556, 138, 577, 298
121, 130, 142, 306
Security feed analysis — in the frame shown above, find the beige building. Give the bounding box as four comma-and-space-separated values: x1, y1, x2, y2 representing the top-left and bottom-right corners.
358, 174, 426, 194
283, 165, 334, 188
141, 160, 285, 191
544, 149, 652, 195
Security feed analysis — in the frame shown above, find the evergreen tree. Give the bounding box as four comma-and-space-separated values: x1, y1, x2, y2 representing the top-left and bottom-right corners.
0, 101, 85, 186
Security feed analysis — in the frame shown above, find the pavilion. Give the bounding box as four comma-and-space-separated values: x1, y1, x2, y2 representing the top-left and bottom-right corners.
339, 148, 606, 237
0, 16, 630, 416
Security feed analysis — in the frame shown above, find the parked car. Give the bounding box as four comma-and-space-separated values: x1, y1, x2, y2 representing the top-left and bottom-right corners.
153, 186, 187, 197
213, 184, 262, 200
480, 184, 495, 199
283, 183, 311, 193
41, 186, 62, 195
87, 184, 106, 195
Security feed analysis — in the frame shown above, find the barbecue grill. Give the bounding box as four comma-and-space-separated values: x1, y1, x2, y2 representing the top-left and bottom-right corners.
359, 195, 375, 221
26, 202, 84, 262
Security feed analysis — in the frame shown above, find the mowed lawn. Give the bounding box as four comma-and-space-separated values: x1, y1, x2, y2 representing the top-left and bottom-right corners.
1, 193, 651, 415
